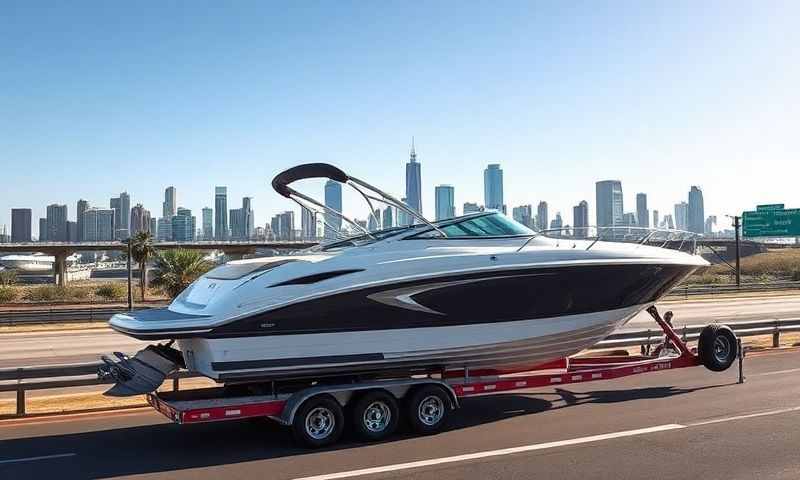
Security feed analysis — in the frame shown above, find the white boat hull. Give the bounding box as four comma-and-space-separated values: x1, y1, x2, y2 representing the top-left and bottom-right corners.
178, 303, 645, 381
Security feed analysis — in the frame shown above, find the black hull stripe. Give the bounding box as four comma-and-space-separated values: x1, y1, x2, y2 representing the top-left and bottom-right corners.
212, 353, 385, 371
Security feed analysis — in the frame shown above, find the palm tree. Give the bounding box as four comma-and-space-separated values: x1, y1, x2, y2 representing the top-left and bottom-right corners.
130, 231, 157, 301
151, 249, 214, 298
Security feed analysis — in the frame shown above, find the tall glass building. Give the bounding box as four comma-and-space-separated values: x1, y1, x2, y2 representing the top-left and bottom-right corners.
11, 208, 32, 242
202, 207, 213, 240
405, 139, 422, 220
674, 202, 688, 231
46, 204, 68, 242
435, 185, 455, 221
483, 164, 504, 213
688, 186, 705, 234
214, 186, 228, 240
636, 193, 649, 228
537, 201, 548, 231
324, 180, 342, 240
163, 186, 177, 219
573, 200, 589, 238
595, 180, 624, 228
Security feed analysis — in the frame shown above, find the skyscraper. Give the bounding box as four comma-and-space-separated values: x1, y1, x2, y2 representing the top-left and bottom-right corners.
242, 197, 254, 240
463, 202, 481, 214
367, 209, 382, 232
549, 212, 563, 235
83, 208, 115, 241
435, 185, 455, 221
483, 164, 504, 213
38, 218, 47, 242
46, 204, 68, 242
76, 199, 89, 242
301, 208, 317, 240
653, 210, 659, 230
150, 217, 158, 238
537, 201, 549, 231
636, 193, 649, 228
271, 211, 294, 241
397, 197, 411, 228
202, 207, 213, 240
664, 214, 675, 230
674, 202, 688, 231
324, 180, 343, 240
688, 186, 705, 234
157, 218, 172, 241
163, 186, 177, 219
595, 180, 624, 228
705, 215, 717, 234
130, 204, 151, 236
172, 207, 195, 242
214, 187, 228, 240
382, 206, 394, 229
573, 200, 589, 238
119, 192, 130, 239
405, 138, 422, 218
109, 196, 121, 238
512, 205, 533, 229
623, 212, 637, 226
11, 208, 32, 242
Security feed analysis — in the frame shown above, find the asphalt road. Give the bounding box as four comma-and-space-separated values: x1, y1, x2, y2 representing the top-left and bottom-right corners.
1, 349, 799, 479
3, 294, 800, 368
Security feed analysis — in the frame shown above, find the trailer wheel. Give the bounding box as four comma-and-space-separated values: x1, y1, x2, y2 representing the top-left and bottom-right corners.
406, 385, 450, 435
698, 324, 737, 372
292, 395, 344, 448
351, 390, 399, 441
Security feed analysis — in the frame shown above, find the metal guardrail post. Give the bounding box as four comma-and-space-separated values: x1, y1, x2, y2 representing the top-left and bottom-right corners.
682, 326, 687, 343
173, 377, 179, 391
773, 321, 780, 348
16, 388, 25, 416
737, 338, 745, 384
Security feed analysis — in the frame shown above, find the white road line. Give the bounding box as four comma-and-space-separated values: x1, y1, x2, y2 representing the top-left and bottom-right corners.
751, 368, 800, 377
296, 405, 800, 480
689, 406, 800, 427
292, 424, 685, 480
0, 453, 76, 465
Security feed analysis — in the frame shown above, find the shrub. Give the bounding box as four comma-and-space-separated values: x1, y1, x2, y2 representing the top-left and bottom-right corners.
65, 286, 91, 300
0, 287, 17, 303
95, 283, 127, 300
793, 269, 800, 282
0, 269, 17, 286
24, 285, 68, 302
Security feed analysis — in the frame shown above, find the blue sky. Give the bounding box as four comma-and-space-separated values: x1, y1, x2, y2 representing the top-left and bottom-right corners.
2, 1, 798, 236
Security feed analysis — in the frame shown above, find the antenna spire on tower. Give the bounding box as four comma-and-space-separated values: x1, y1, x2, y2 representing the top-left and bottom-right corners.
410, 136, 417, 162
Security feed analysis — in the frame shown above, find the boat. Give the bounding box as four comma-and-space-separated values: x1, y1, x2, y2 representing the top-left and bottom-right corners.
99, 163, 707, 396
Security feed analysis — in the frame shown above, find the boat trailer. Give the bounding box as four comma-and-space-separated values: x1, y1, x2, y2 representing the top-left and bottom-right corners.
146, 307, 742, 447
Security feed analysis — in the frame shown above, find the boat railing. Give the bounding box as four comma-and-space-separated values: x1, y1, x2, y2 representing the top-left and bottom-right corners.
536, 226, 702, 254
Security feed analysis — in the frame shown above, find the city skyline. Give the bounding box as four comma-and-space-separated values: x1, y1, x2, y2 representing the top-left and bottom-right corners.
2, 3, 797, 238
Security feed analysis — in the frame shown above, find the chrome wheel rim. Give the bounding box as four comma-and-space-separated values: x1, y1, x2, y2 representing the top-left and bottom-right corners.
305, 406, 336, 440
713, 336, 731, 364
418, 395, 444, 426
363, 401, 392, 433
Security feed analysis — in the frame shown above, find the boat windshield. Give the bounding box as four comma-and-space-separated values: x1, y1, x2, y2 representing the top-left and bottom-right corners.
403, 212, 536, 239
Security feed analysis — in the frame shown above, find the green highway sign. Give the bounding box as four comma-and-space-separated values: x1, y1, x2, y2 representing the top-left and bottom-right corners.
743, 207, 800, 237
756, 204, 785, 211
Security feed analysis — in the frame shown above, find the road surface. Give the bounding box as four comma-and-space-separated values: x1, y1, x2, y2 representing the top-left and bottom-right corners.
1, 349, 799, 479
2, 294, 800, 368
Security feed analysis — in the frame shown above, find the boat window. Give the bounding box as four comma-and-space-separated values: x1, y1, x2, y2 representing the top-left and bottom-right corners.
412, 213, 535, 238
205, 260, 296, 280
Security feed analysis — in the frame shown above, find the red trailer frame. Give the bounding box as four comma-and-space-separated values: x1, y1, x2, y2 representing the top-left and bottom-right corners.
147, 306, 740, 433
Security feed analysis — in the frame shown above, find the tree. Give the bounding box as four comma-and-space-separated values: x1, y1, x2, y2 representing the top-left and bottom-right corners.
151, 249, 214, 298
130, 231, 157, 301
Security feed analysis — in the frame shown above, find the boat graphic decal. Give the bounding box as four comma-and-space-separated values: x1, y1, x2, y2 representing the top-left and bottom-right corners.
367, 273, 554, 315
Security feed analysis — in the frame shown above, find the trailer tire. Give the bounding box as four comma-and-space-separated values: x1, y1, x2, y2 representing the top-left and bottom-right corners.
351, 390, 399, 441
406, 385, 450, 435
698, 324, 737, 372
292, 395, 344, 448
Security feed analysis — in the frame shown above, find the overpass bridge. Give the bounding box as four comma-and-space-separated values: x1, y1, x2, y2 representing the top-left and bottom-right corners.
0, 241, 317, 286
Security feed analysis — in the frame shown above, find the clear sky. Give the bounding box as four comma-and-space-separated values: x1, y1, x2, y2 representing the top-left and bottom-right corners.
2, 1, 798, 237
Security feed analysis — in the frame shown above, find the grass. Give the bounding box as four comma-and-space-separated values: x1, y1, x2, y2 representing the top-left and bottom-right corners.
688, 249, 800, 285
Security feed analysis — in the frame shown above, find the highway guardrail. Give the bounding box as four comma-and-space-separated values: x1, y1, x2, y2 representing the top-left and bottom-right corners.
3, 317, 800, 417
0, 305, 156, 326
666, 281, 800, 299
